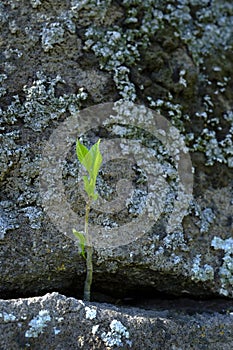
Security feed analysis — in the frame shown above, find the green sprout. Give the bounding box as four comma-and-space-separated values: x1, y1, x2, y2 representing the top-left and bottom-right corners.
72, 138, 102, 301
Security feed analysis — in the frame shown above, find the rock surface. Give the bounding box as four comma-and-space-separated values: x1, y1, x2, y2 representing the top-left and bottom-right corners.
0, 0, 233, 346
1, 292, 233, 350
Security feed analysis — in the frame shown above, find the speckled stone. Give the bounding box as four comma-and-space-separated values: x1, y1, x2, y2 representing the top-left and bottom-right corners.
0, 0, 233, 305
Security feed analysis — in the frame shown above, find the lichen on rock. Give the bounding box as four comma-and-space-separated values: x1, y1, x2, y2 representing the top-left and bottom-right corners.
25, 310, 51, 338
0, 0, 233, 305
212, 237, 233, 297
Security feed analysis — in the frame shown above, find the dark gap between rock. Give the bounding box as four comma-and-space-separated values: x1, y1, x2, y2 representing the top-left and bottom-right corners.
1, 286, 233, 317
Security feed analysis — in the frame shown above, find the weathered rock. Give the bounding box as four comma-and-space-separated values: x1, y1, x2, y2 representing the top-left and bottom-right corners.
0, 0, 233, 307
1, 292, 233, 350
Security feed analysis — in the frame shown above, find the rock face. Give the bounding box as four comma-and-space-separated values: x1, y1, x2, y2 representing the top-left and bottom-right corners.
0, 0, 233, 346
1, 292, 233, 350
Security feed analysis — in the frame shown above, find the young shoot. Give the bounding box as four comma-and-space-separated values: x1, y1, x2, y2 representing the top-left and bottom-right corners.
72, 138, 102, 301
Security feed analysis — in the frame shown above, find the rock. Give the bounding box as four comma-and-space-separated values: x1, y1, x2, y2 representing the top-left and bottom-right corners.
0, 0, 233, 314
1, 292, 233, 350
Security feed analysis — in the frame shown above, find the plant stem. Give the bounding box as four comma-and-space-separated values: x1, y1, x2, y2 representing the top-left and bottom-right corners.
83, 198, 93, 301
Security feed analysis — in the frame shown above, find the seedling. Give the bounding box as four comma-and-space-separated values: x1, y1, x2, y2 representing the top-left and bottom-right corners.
72, 138, 102, 301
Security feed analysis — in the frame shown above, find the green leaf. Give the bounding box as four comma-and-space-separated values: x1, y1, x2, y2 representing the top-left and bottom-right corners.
88, 139, 102, 181
77, 139, 102, 201
81, 140, 102, 179
76, 140, 89, 164
83, 175, 94, 198
92, 192, 98, 201
72, 229, 86, 259
83, 176, 99, 200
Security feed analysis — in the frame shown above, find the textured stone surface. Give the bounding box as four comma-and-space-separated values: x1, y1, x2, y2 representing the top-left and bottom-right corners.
1, 292, 233, 350
0, 0, 233, 303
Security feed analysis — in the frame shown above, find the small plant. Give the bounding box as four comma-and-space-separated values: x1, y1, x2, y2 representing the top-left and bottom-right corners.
72, 138, 102, 301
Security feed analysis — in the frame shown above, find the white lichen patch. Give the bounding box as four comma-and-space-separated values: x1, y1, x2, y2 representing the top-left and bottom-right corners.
84, 1, 164, 101
163, 231, 188, 252
0, 73, 7, 98
199, 208, 216, 234
41, 22, 65, 52
193, 117, 233, 167
0, 311, 16, 322
19, 206, 43, 230
211, 237, 233, 296
85, 306, 97, 320
0, 212, 9, 239
71, 0, 111, 26
101, 319, 131, 348
191, 255, 214, 282
53, 327, 61, 335
147, 94, 186, 133
1, 72, 87, 132
0, 202, 19, 239
25, 310, 51, 338
179, 69, 187, 87
102, 100, 193, 245
92, 324, 99, 335
83, 0, 233, 168
30, 0, 42, 8
192, 202, 216, 234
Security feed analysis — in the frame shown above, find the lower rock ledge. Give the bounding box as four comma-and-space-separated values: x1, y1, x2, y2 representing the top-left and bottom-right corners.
0, 292, 233, 350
